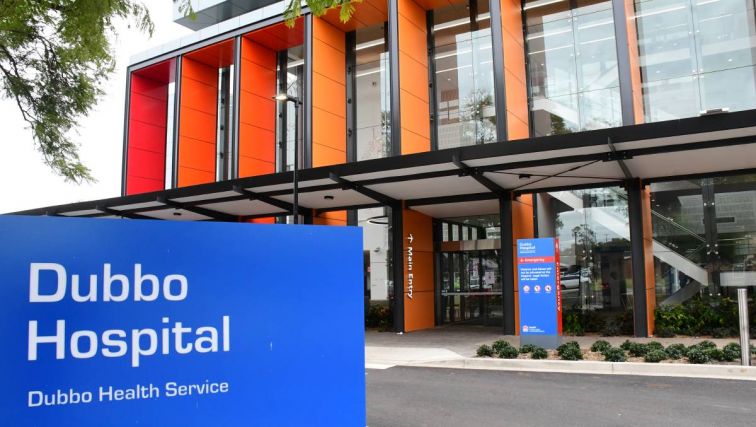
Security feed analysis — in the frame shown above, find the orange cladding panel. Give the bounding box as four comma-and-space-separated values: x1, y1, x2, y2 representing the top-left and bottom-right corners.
642, 186, 656, 335
511, 194, 535, 335
501, 0, 530, 140
403, 208, 434, 331
311, 18, 347, 167
398, 0, 431, 155
178, 57, 217, 187
624, 0, 644, 124
239, 38, 276, 177
314, 211, 347, 226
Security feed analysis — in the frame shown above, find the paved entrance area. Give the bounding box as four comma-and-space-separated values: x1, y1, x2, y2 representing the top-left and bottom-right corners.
365, 326, 743, 367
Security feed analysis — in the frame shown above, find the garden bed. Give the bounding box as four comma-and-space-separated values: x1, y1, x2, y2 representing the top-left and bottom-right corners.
477, 339, 755, 365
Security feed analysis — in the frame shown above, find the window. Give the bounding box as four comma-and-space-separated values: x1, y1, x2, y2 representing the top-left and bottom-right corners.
354, 24, 391, 161
634, 0, 756, 121
431, 0, 498, 149
525, 0, 622, 136
277, 46, 305, 173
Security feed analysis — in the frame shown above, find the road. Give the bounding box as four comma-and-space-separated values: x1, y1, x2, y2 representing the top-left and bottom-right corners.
367, 367, 756, 427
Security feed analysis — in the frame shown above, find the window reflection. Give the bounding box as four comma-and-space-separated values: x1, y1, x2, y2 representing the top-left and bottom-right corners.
276, 46, 304, 172
525, 0, 622, 136
536, 188, 634, 334
432, 0, 497, 149
438, 215, 502, 326
633, 0, 756, 121
355, 24, 391, 160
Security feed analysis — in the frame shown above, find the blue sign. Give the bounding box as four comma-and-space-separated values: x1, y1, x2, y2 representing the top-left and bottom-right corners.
517, 238, 562, 336
0, 216, 365, 426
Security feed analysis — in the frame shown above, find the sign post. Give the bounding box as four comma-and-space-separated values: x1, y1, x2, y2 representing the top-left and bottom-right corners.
0, 216, 366, 426
517, 238, 562, 349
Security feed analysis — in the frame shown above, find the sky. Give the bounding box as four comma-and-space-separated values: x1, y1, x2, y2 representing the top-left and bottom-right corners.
0, 2, 191, 213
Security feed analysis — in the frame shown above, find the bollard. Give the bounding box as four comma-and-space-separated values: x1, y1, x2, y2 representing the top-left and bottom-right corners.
738, 288, 750, 367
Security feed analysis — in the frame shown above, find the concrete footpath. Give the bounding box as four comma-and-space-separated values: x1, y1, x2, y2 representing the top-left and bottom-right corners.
364, 327, 756, 381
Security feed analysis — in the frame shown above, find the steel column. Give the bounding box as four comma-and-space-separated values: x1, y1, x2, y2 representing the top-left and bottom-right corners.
303, 13, 314, 168
390, 204, 405, 332
488, 0, 508, 141
627, 178, 649, 337
499, 194, 516, 335
388, 0, 402, 156
611, 0, 637, 126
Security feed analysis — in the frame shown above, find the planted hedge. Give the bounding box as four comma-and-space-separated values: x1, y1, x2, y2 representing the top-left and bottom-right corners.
474, 339, 751, 365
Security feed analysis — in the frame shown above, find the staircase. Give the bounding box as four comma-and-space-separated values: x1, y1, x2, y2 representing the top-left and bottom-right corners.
548, 191, 709, 305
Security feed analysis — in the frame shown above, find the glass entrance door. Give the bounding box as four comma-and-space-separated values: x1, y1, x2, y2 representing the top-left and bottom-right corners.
440, 249, 502, 326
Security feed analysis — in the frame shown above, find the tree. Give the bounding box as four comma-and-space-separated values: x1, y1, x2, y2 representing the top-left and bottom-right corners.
179, 0, 359, 27
283, 0, 360, 26
0, 1, 153, 183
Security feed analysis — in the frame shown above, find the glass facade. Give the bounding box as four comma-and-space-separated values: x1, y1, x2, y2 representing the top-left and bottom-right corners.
276, 46, 304, 173
634, 0, 756, 121
354, 24, 391, 161
358, 207, 395, 329
438, 215, 502, 326
651, 175, 756, 302
525, 0, 622, 136
536, 188, 633, 333
431, 0, 498, 149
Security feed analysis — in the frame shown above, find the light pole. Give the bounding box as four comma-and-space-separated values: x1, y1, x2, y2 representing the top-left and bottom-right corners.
274, 93, 302, 224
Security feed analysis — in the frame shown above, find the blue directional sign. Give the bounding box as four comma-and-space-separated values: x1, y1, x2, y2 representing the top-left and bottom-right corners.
517, 238, 562, 338
0, 215, 365, 426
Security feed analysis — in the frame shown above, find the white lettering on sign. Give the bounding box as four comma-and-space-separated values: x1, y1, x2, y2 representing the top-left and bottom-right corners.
26, 263, 231, 368
407, 234, 414, 300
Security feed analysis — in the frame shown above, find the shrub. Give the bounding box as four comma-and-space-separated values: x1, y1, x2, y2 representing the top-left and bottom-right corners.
366, 304, 392, 331
627, 343, 650, 357
497, 346, 520, 359
583, 310, 604, 333
722, 343, 741, 362
695, 340, 717, 351
602, 347, 627, 362
620, 340, 633, 351
557, 341, 580, 357
644, 349, 668, 363
707, 348, 726, 361
687, 347, 711, 364
647, 341, 665, 352
492, 340, 512, 353
531, 347, 548, 360
563, 311, 585, 336
476, 344, 494, 357
557, 341, 582, 361
520, 344, 537, 354
654, 295, 740, 337
590, 340, 611, 353
665, 344, 687, 360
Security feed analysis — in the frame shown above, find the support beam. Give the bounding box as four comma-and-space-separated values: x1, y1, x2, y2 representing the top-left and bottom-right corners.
452, 156, 507, 196
96, 205, 151, 220
607, 137, 633, 179
232, 184, 295, 212
499, 194, 516, 335
328, 173, 398, 206
156, 196, 239, 222
627, 178, 649, 337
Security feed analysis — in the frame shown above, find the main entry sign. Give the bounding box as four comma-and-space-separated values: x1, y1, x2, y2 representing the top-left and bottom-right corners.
0, 216, 365, 426
517, 238, 562, 345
